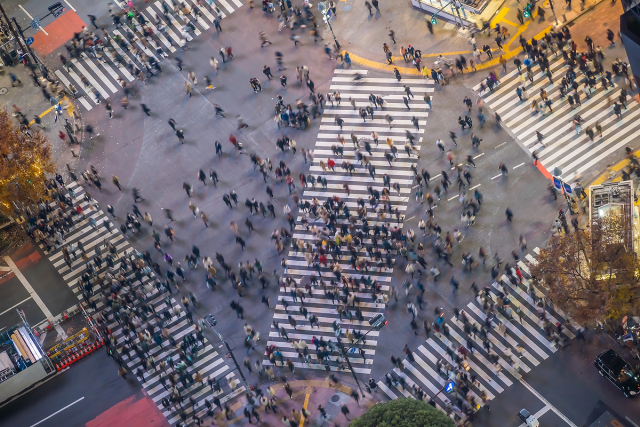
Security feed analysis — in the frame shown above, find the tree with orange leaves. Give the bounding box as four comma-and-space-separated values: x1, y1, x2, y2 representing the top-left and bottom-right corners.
531, 213, 640, 326
0, 107, 55, 216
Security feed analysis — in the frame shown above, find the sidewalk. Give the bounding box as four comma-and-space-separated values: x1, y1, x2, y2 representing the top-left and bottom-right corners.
332, 0, 610, 74
214, 377, 380, 427
0, 61, 82, 166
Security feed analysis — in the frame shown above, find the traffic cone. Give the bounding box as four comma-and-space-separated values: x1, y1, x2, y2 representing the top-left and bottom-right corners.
56, 364, 60, 371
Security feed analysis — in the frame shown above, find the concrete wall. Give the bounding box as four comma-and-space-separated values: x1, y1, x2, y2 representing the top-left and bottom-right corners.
0, 361, 49, 405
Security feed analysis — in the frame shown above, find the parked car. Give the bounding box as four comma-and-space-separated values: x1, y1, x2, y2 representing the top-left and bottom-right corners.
595, 349, 640, 397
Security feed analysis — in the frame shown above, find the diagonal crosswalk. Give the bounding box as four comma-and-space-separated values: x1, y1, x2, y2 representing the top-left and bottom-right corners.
40, 181, 243, 425
473, 54, 638, 182
262, 70, 432, 374
56, 0, 242, 111
376, 247, 581, 419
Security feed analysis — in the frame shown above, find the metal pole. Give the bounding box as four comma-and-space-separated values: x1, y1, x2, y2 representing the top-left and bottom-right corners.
337, 336, 366, 397
450, 4, 459, 26
560, 180, 575, 215
345, 324, 376, 352
326, 16, 340, 50
548, 0, 559, 25
209, 325, 250, 391
0, 3, 27, 58
12, 17, 47, 76
454, 5, 464, 26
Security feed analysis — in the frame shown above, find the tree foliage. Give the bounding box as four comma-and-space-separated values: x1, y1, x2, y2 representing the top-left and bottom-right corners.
0, 108, 55, 215
348, 398, 455, 427
531, 213, 640, 325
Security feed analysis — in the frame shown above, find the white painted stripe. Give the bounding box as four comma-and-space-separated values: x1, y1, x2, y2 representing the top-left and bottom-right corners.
79, 54, 118, 93
334, 69, 369, 74
519, 379, 578, 426
332, 77, 433, 84
71, 59, 109, 99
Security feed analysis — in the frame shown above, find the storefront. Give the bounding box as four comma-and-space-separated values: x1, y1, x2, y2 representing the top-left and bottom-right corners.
411, 0, 506, 29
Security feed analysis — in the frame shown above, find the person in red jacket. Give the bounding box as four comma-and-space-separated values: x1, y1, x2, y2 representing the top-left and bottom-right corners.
327, 158, 336, 172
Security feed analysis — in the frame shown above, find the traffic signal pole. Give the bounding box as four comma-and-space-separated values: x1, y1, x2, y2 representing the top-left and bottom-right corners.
548, 0, 559, 25
12, 17, 48, 76
0, 3, 28, 59
336, 336, 367, 398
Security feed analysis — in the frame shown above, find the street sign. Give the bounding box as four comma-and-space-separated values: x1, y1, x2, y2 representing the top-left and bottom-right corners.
26, 37, 34, 46
349, 348, 356, 354
553, 176, 562, 190
563, 182, 572, 194
445, 381, 455, 393
30, 17, 41, 30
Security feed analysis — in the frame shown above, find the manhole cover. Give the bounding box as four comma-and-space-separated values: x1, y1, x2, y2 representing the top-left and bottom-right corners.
343, 4, 351, 11
0, 87, 8, 95
331, 394, 340, 402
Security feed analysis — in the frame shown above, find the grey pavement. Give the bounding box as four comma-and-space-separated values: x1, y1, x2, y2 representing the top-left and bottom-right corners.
0, 348, 150, 427
0, 242, 78, 332
1, 0, 639, 425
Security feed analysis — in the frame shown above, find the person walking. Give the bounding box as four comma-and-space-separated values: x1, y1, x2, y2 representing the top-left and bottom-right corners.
341, 403, 350, 420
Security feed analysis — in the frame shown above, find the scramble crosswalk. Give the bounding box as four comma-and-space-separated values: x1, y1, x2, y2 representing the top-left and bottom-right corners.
55, 0, 243, 111
40, 181, 244, 425
376, 246, 581, 417
473, 54, 638, 182
262, 69, 433, 374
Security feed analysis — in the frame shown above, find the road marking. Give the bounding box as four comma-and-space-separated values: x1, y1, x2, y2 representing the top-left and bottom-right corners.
626, 417, 640, 427
4, 257, 52, 318
19, 5, 49, 35
448, 194, 459, 201
519, 405, 550, 427
513, 162, 525, 169
473, 153, 484, 159
491, 174, 502, 180
30, 397, 84, 427
0, 266, 10, 271
299, 391, 311, 425
64, 0, 77, 12
490, 7, 510, 27
495, 142, 507, 148
519, 379, 577, 427
470, 184, 481, 190
0, 296, 33, 316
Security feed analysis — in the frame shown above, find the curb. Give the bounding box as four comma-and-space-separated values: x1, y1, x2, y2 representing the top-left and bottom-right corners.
218, 376, 380, 425
344, 0, 606, 75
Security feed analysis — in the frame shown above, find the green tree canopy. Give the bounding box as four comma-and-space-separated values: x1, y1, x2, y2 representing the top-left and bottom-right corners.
349, 398, 455, 427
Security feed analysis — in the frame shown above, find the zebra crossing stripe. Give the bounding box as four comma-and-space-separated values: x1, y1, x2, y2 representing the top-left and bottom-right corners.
54, 70, 93, 110
378, 248, 582, 415
39, 181, 241, 425
477, 53, 638, 181
71, 58, 109, 98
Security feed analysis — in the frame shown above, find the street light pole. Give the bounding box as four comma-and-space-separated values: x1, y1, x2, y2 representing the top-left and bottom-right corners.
12, 17, 48, 76
548, 0, 559, 25
207, 316, 250, 392
336, 336, 367, 397
324, 13, 341, 50
0, 3, 27, 59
